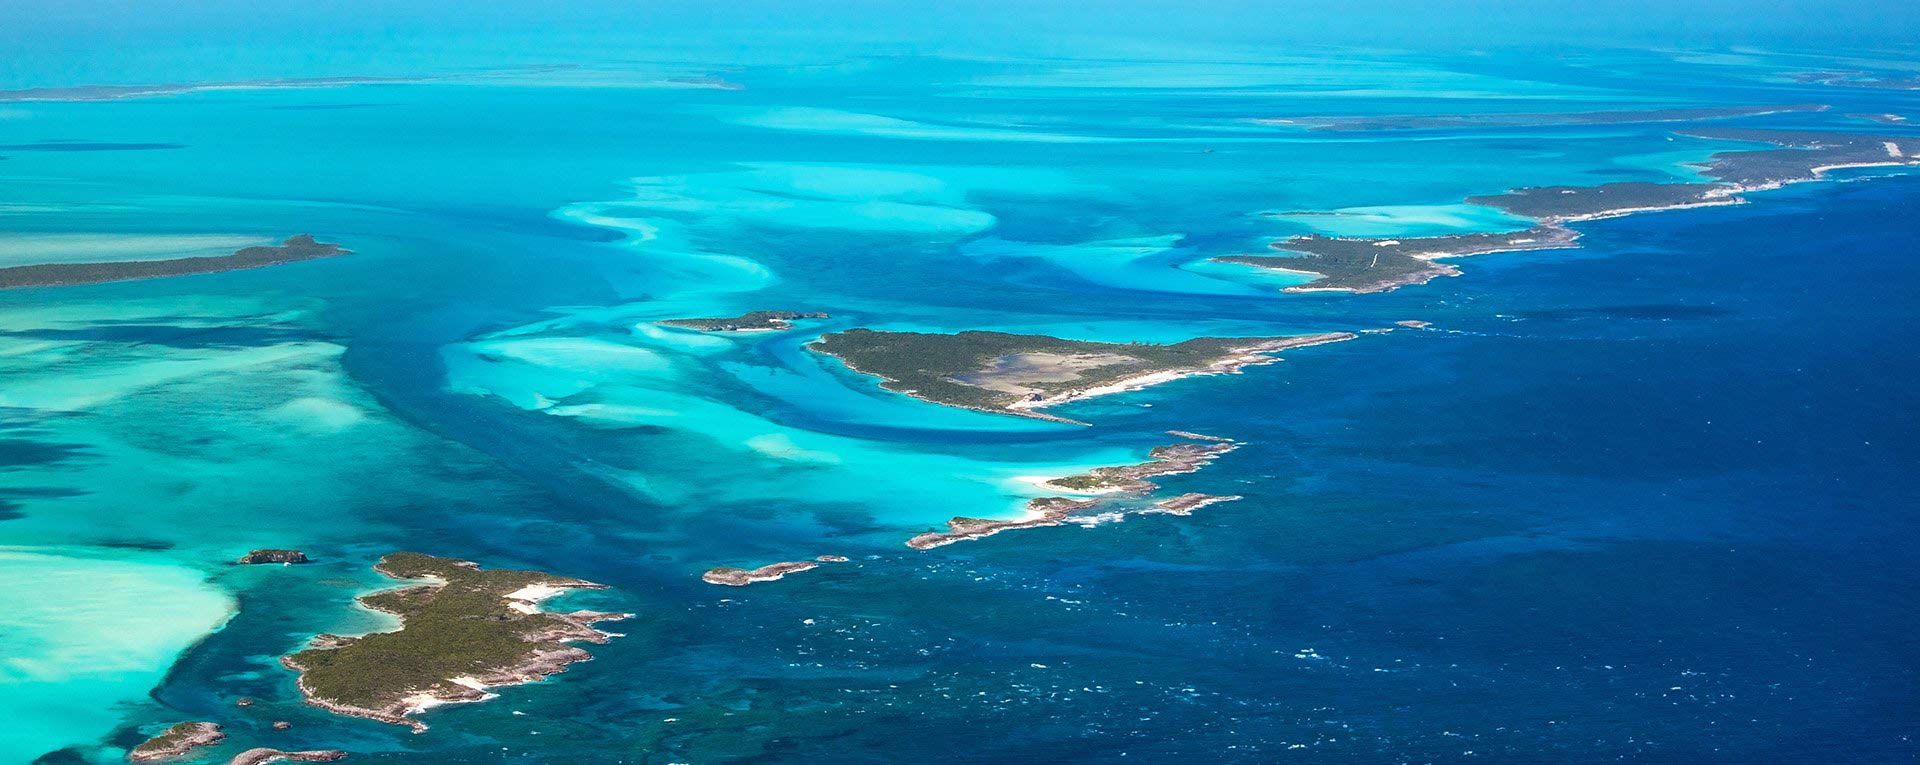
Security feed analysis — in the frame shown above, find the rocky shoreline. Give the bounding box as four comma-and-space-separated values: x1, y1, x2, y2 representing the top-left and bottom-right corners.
909, 432, 1248, 549
1040, 440, 1238, 494
1149, 493, 1243, 515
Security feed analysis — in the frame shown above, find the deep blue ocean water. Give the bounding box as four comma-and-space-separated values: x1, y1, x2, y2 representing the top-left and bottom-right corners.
0, 29, 1916, 764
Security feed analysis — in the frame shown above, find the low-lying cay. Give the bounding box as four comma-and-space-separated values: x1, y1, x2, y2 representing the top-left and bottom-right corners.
659, 311, 829, 332
702, 555, 848, 586
0, 234, 349, 289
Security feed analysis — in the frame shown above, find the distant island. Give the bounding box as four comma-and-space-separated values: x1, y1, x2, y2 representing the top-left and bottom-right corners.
1261, 103, 1828, 131
810, 329, 1355, 423
1848, 113, 1908, 125
664, 75, 747, 91
1793, 71, 1920, 91
281, 553, 631, 733
659, 310, 829, 332
128, 722, 224, 762
701, 555, 848, 586
1218, 129, 1920, 293
909, 432, 1244, 549
0, 234, 349, 289
0, 76, 421, 102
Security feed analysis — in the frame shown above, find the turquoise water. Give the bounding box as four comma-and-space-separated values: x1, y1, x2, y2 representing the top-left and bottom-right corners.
2, 25, 1918, 763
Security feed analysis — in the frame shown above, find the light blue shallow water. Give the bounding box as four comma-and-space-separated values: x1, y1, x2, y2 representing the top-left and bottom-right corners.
1, 27, 1917, 764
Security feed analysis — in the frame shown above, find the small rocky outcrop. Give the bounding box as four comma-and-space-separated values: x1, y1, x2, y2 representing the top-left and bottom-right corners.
238, 549, 310, 565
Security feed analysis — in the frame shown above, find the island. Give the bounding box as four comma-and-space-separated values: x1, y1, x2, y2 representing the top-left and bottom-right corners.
128, 722, 224, 762
0, 75, 419, 102
1219, 129, 1920, 293
1679, 128, 1920, 189
701, 555, 847, 586
659, 311, 829, 332
908, 496, 1101, 549
1464, 182, 1735, 222
665, 75, 747, 91
810, 329, 1355, 423
1260, 103, 1828, 131
909, 432, 1248, 549
1849, 113, 1908, 125
0, 235, 349, 289
280, 552, 632, 733
1793, 71, 1920, 91
1041, 440, 1238, 493
225, 749, 347, 765
1214, 226, 1580, 293
237, 549, 310, 565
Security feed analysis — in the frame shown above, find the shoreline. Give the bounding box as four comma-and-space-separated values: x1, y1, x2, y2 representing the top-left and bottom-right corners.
1005, 333, 1357, 414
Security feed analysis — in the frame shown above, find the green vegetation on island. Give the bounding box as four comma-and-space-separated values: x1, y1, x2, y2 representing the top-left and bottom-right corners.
282, 553, 630, 732
0, 234, 349, 289
810, 329, 1354, 422
1680, 128, 1920, 188
658, 311, 829, 332
1464, 183, 1732, 221
128, 722, 224, 762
